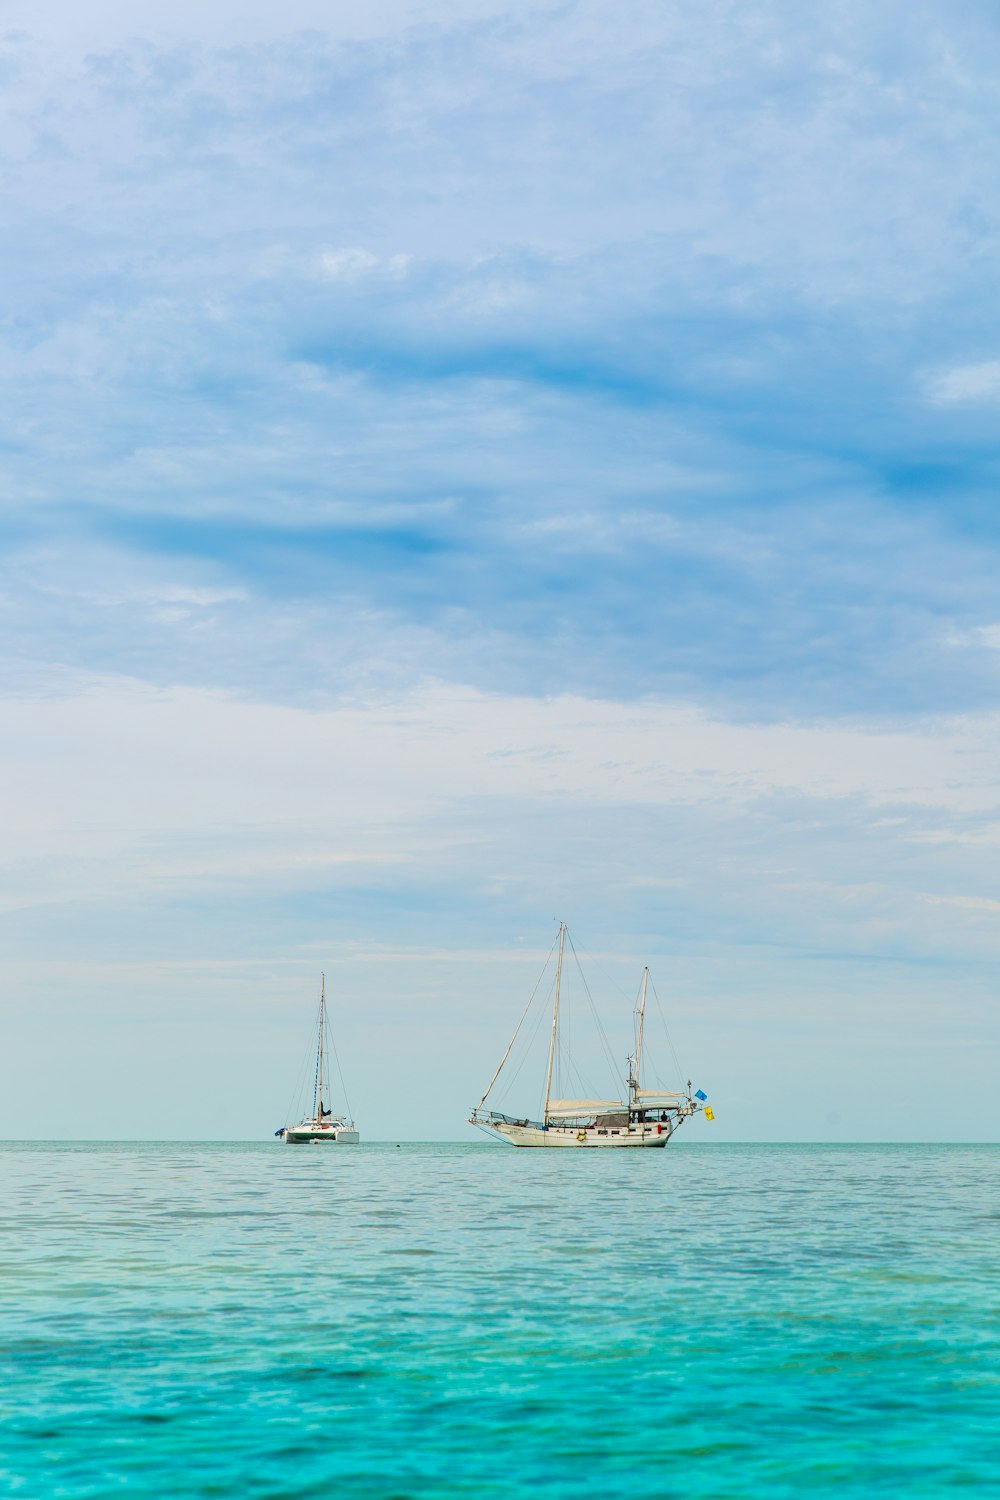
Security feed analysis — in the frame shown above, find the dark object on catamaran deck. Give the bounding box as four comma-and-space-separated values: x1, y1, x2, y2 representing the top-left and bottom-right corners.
278, 975, 360, 1145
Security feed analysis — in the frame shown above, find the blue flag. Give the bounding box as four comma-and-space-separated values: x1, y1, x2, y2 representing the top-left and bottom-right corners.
694, 1089, 707, 1101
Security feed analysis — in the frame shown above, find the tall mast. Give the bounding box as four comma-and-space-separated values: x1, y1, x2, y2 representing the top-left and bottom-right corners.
632, 966, 649, 1106
314, 973, 326, 1120
543, 922, 566, 1123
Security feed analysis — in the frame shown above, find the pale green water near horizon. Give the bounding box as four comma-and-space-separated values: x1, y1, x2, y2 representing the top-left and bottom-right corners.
2, 1142, 998, 1497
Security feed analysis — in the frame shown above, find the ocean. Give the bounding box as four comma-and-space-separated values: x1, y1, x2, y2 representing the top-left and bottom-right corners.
2, 1141, 998, 1498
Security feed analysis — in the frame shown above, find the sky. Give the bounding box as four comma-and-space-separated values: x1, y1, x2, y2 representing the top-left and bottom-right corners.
2, 0, 1000, 1139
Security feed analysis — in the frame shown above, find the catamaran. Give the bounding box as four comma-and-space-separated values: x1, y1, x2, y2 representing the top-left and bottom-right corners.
469, 922, 708, 1147
276, 975, 360, 1144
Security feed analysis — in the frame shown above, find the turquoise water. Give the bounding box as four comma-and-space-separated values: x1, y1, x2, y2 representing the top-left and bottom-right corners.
2, 1142, 998, 1498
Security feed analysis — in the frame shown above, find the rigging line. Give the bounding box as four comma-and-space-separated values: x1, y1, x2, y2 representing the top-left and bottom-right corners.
572, 960, 619, 1088
327, 994, 353, 1123
563, 1053, 595, 1100
559, 965, 569, 1097
557, 976, 606, 1102
478, 932, 560, 1109
568, 934, 632, 1063
283, 995, 322, 1127
570, 938, 637, 1010
494, 986, 552, 1106
312, 989, 324, 1117
636, 980, 673, 1093
649, 974, 687, 1090
331, 1041, 352, 1121
494, 970, 556, 1111
565, 930, 621, 1084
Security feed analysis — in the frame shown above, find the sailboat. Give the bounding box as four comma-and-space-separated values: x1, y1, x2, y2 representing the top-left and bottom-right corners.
469, 923, 707, 1148
276, 975, 360, 1144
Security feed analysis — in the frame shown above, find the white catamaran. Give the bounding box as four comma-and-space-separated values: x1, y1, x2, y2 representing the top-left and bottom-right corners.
276, 975, 360, 1145
469, 923, 708, 1148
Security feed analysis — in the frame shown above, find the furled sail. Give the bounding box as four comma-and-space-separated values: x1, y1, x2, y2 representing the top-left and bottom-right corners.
545, 1098, 626, 1117
467, 922, 705, 1149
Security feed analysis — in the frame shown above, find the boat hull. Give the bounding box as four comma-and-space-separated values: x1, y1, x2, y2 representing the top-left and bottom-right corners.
284, 1126, 360, 1144
488, 1121, 670, 1148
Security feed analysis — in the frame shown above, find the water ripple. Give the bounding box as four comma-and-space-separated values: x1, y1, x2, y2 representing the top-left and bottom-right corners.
1, 1142, 998, 1497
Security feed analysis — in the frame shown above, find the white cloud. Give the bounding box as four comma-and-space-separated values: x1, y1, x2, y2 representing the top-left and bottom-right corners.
922, 893, 1000, 914
317, 248, 411, 281
4, 674, 1000, 914
944, 623, 1000, 653
924, 360, 1000, 406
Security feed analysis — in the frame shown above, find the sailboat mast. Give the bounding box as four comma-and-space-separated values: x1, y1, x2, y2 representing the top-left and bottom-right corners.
543, 922, 566, 1123
632, 966, 649, 1106
315, 974, 326, 1120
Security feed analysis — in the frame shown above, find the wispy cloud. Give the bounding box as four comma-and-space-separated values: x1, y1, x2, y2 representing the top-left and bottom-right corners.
922, 893, 1000, 914
924, 360, 1000, 406
5, 674, 1000, 912
317, 248, 411, 281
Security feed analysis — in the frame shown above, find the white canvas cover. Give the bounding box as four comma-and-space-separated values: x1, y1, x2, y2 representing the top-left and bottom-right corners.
545, 1098, 626, 1117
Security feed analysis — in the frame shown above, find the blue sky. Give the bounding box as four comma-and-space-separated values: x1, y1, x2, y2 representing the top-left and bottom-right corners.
3, 0, 1000, 1138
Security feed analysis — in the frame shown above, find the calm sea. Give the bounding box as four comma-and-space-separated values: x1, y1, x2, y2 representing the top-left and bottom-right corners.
2, 1142, 998, 1498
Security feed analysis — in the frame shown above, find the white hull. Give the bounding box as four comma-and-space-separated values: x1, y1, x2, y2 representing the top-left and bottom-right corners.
488, 1120, 670, 1148
280, 975, 359, 1145
469, 926, 706, 1151
284, 1125, 360, 1144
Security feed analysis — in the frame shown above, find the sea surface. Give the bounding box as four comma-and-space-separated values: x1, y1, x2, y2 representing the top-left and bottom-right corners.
2, 1142, 998, 1498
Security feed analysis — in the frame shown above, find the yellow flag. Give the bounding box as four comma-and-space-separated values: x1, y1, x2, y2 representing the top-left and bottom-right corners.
704, 1107, 715, 1121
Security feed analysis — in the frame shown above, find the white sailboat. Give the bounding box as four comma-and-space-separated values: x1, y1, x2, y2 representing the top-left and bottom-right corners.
469, 923, 707, 1148
276, 975, 360, 1145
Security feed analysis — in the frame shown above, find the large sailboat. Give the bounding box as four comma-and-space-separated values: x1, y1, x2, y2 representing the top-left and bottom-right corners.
276, 975, 360, 1145
469, 923, 708, 1148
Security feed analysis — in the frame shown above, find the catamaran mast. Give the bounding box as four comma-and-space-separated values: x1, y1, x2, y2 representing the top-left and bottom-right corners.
542, 922, 566, 1123
314, 974, 326, 1121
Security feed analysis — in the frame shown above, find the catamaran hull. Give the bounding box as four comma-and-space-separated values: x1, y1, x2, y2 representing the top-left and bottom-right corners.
284, 1127, 360, 1144
488, 1121, 670, 1148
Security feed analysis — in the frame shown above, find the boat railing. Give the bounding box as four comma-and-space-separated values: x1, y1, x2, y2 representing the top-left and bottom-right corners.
470, 1108, 545, 1131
